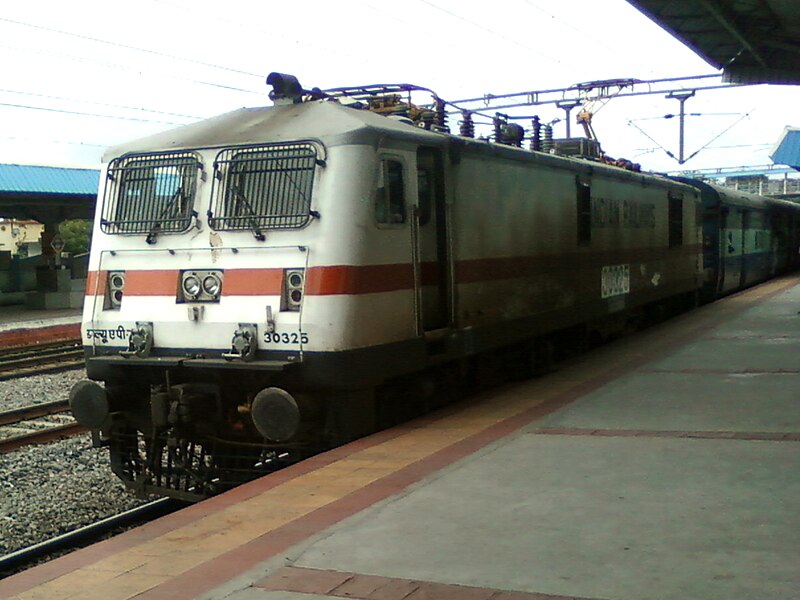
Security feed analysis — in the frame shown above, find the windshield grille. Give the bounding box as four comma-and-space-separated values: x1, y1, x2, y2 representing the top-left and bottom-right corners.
102, 152, 200, 234
210, 143, 316, 231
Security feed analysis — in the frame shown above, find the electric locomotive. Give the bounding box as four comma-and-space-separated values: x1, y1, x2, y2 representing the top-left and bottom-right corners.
69, 73, 797, 501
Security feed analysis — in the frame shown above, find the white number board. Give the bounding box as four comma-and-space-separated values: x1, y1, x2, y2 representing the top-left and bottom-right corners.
601, 264, 630, 299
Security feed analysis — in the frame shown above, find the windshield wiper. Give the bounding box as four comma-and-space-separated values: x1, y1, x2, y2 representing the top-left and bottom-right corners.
232, 188, 266, 241
146, 187, 188, 245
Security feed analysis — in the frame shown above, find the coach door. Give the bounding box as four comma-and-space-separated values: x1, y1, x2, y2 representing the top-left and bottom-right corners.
414, 147, 450, 334
720, 207, 744, 294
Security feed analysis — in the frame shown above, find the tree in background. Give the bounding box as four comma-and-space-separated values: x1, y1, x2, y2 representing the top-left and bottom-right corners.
58, 219, 92, 255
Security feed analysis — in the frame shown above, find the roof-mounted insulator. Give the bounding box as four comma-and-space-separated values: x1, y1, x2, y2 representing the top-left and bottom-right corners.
434, 97, 449, 133
530, 116, 542, 152
542, 124, 554, 152
459, 111, 474, 138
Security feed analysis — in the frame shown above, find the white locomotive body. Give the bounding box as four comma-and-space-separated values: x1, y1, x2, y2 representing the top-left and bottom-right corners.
70, 76, 720, 500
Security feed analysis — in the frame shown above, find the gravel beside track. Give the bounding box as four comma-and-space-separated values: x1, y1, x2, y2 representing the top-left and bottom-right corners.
0, 370, 85, 413
0, 371, 148, 556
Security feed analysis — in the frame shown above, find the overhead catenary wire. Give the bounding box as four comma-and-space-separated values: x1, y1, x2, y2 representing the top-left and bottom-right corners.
0, 135, 108, 148
149, 0, 384, 68
353, 0, 459, 48
0, 88, 202, 120
520, 0, 658, 76
415, 0, 564, 65
451, 74, 724, 105
634, 142, 773, 151
629, 111, 744, 122
682, 109, 756, 163
0, 4, 792, 170
0, 101, 190, 125
707, 142, 772, 149
0, 43, 265, 95
626, 119, 674, 159
0, 16, 263, 78
627, 108, 756, 164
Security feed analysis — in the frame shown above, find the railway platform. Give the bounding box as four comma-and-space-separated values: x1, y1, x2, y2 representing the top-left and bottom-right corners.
0, 306, 81, 347
1, 275, 798, 600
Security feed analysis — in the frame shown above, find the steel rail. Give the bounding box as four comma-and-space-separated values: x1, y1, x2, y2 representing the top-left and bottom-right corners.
0, 421, 86, 454
0, 338, 82, 358
0, 357, 85, 381
0, 339, 84, 381
0, 400, 69, 426
0, 349, 82, 367
0, 498, 181, 577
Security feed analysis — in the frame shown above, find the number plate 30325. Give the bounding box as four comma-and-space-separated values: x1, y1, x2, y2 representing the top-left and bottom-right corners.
263, 331, 309, 344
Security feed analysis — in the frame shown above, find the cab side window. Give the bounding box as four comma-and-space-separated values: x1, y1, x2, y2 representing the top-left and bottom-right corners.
417, 168, 432, 226
375, 159, 406, 225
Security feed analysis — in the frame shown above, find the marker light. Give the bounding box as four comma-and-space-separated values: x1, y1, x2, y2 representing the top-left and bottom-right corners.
283, 269, 304, 311
106, 271, 126, 310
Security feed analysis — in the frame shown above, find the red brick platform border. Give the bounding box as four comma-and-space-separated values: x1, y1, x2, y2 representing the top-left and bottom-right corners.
0, 322, 80, 347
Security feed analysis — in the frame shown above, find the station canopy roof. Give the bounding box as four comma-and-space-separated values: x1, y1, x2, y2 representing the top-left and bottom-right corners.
0, 164, 99, 223
0, 163, 99, 196
627, 0, 800, 84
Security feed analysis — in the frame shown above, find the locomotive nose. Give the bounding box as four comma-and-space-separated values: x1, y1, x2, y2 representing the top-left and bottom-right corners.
69, 380, 110, 429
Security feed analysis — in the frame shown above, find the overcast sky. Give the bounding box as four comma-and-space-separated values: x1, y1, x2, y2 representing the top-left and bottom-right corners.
2, 0, 799, 174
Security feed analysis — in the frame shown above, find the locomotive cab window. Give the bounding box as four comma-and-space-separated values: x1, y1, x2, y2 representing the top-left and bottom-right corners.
210, 142, 317, 233
101, 152, 201, 235
375, 159, 406, 225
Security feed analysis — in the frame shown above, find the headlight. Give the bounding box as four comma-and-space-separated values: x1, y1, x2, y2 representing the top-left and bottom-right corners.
179, 270, 224, 303
202, 274, 221, 296
183, 274, 201, 297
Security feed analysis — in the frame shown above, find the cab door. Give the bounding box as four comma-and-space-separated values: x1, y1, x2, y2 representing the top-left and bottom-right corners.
414, 147, 450, 333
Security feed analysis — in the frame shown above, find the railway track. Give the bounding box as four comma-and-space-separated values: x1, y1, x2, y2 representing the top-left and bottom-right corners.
0, 401, 85, 453
0, 498, 182, 578
0, 339, 84, 381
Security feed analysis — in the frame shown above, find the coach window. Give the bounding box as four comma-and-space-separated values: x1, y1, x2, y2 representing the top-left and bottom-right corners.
668, 191, 683, 247
375, 159, 406, 225
576, 180, 591, 244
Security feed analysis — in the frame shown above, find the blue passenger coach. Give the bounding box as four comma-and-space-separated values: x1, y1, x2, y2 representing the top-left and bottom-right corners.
673, 177, 800, 300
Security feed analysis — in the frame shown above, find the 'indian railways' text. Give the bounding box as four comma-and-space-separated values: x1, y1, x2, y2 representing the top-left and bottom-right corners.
592, 197, 655, 228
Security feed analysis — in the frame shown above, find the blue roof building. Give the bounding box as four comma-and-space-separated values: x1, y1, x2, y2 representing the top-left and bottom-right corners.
770, 127, 800, 170
0, 163, 98, 223
0, 163, 99, 195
